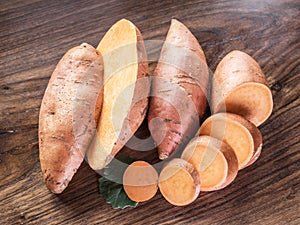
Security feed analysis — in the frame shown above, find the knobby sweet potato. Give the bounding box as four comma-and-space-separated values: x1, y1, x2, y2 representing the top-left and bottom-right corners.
148, 19, 209, 160
87, 19, 150, 170
211, 50, 273, 126
39, 43, 103, 193
181, 135, 238, 191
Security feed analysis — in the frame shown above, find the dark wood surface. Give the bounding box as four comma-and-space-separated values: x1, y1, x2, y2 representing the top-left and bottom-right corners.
1, 0, 299, 224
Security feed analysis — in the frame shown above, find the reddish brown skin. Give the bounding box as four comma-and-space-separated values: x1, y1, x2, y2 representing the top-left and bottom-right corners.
39, 43, 103, 194
148, 19, 209, 160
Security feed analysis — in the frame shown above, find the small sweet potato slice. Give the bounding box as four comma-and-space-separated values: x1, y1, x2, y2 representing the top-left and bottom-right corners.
211, 50, 273, 126
123, 161, 158, 202
198, 113, 262, 170
181, 135, 238, 191
158, 158, 200, 206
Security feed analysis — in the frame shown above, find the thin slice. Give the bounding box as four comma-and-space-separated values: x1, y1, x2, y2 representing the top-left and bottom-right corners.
87, 19, 150, 170
181, 136, 238, 191
159, 158, 200, 206
211, 50, 273, 126
123, 161, 158, 202
198, 113, 262, 170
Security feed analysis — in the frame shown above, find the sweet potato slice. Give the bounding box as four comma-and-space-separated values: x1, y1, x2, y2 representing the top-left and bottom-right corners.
158, 158, 200, 206
181, 136, 238, 191
211, 50, 273, 126
87, 19, 150, 170
123, 161, 158, 202
39, 43, 103, 193
148, 19, 209, 160
198, 113, 262, 170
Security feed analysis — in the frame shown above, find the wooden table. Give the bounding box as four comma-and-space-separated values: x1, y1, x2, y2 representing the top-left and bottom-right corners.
1, 0, 299, 224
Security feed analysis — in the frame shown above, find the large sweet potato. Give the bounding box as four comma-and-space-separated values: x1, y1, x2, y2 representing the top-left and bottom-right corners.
39, 43, 103, 193
148, 19, 209, 160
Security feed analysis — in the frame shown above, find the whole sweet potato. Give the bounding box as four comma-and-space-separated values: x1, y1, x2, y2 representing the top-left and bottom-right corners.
148, 19, 209, 160
39, 43, 103, 193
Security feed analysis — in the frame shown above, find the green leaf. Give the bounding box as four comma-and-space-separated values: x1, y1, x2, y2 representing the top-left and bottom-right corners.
98, 154, 138, 209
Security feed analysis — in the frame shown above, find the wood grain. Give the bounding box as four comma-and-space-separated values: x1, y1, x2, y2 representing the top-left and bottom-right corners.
0, 0, 299, 224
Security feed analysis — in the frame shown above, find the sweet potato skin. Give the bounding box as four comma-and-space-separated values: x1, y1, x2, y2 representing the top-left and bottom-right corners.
39, 43, 103, 193
148, 19, 209, 160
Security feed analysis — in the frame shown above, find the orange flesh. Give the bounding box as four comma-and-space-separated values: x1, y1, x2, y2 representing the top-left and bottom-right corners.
123, 161, 158, 202
222, 82, 273, 126
87, 19, 140, 170
200, 117, 254, 169
182, 142, 227, 191
159, 166, 198, 206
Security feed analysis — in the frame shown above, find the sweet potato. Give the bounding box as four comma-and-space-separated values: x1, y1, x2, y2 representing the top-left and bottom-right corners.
87, 19, 150, 170
148, 19, 209, 160
158, 158, 200, 206
39, 43, 103, 193
181, 135, 238, 191
198, 113, 262, 170
211, 50, 273, 126
123, 161, 158, 202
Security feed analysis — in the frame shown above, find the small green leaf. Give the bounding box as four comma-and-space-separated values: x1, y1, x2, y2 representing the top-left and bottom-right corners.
98, 154, 138, 209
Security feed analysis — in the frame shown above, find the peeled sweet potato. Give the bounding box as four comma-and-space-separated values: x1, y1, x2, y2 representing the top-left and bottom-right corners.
211, 50, 273, 126
148, 19, 209, 160
87, 19, 150, 170
39, 43, 103, 193
181, 135, 238, 191
198, 113, 262, 170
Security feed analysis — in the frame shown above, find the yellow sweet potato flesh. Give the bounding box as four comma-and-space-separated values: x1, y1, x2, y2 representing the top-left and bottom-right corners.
87, 19, 149, 170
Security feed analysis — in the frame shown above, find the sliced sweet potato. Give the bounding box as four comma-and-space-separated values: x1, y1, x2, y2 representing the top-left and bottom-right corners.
198, 113, 262, 170
181, 135, 238, 191
158, 158, 200, 206
39, 43, 103, 193
123, 161, 158, 202
211, 50, 273, 126
148, 19, 209, 160
87, 19, 150, 170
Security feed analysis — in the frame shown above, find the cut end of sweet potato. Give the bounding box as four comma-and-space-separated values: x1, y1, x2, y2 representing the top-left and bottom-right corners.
211, 50, 273, 126
216, 82, 273, 126
87, 19, 149, 170
159, 158, 200, 206
198, 113, 262, 170
181, 135, 238, 191
123, 161, 158, 202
